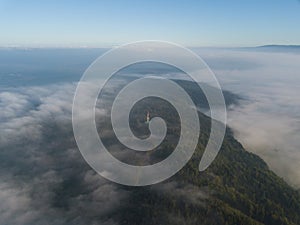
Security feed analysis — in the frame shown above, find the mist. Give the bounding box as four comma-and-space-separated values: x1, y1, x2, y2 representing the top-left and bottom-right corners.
199, 48, 300, 188
0, 47, 300, 224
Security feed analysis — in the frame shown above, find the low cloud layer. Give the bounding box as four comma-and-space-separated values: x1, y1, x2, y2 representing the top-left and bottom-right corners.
199, 48, 300, 188
0, 83, 127, 225
0, 47, 299, 224
0, 80, 209, 224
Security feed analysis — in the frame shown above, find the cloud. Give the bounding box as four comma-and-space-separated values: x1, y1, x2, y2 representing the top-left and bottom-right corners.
198, 48, 300, 188
0, 47, 231, 223
0, 83, 126, 225
0, 80, 207, 224
152, 181, 208, 206
0, 48, 299, 224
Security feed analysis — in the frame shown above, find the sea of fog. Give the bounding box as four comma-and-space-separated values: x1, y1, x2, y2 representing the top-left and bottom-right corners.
199, 47, 300, 188
0, 46, 299, 190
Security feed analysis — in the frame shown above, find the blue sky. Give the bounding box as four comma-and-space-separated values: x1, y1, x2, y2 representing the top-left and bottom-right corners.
0, 0, 299, 47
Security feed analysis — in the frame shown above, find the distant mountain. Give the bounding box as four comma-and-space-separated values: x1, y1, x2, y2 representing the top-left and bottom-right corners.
117, 75, 243, 111
174, 79, 242, 110
258, 45, 300, 49
239, 45, 300, 53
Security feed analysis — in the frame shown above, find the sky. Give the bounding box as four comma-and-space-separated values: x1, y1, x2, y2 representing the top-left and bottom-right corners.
0, 0, 300, 47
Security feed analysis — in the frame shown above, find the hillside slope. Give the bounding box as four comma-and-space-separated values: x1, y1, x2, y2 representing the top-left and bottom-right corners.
116, 111, 300, 225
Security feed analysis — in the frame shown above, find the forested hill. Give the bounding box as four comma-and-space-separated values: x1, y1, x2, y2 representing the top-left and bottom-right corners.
93, 76, 300, 225
116, 111, 300, 225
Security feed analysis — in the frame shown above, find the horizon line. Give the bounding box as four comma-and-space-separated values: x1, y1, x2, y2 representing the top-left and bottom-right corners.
0, 44, 300, 50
